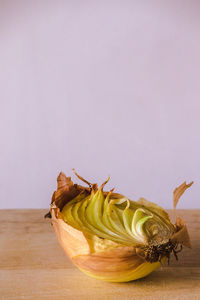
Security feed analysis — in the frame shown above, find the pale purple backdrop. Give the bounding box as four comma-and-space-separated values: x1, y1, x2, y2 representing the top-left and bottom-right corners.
1, 1, 200, 208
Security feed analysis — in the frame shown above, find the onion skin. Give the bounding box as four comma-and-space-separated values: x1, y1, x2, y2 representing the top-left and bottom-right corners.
48, 172, 192, 282
78, 263, 162, 283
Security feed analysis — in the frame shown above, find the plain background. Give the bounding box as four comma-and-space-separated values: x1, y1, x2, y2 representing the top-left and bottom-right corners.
1, 0, 200, 209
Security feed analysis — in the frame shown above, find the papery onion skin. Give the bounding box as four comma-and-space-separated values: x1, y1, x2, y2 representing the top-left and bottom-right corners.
48, 172, 192, 282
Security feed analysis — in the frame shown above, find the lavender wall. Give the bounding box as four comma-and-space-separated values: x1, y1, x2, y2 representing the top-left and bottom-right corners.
1, 1, 200, 208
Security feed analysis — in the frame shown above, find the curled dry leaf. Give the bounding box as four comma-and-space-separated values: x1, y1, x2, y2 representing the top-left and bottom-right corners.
46, 171, 193, 282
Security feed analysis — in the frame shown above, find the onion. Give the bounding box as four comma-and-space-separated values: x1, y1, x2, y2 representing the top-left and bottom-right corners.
46, 171, 192, 282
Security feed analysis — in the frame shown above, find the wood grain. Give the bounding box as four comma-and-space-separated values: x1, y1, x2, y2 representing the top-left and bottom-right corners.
0, 209, 200, 300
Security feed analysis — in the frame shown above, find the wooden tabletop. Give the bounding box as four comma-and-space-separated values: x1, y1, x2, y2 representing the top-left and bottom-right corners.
0, 209, 200, 300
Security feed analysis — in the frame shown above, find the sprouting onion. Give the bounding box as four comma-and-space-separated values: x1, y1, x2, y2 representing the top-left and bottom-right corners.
46, 170, 193, 282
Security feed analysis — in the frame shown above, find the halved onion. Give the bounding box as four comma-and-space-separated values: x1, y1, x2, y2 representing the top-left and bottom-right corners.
46, 171, 192, 282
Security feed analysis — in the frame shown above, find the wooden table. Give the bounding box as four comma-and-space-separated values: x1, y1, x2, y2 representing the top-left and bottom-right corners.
0, 209, 200, 300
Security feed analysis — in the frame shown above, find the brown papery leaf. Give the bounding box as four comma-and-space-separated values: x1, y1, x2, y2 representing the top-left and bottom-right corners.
171, 216, 191, 248
51, 172, 91, 211
172, 181, 193, 248
173, 181, 194, 210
